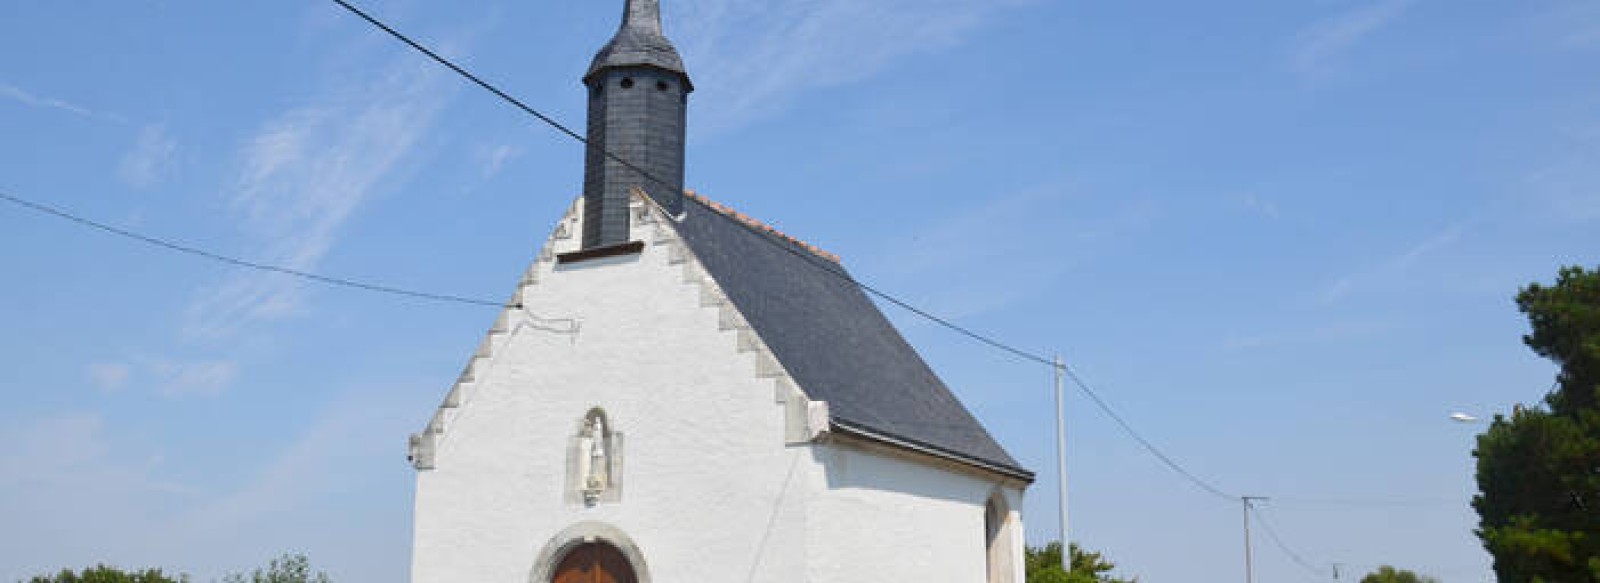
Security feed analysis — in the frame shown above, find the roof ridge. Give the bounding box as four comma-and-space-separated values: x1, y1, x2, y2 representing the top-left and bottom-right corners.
683, 190, 841, 264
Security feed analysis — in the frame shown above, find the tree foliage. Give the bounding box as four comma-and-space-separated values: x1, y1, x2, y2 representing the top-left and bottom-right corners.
23, 565, 187, 583
1025, 542, 1136, 583
219, 554, 329, 583
1473, 265, 1600, 583
1358, 565, 1439, 583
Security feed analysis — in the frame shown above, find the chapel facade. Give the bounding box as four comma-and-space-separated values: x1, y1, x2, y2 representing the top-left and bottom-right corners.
406, 1, 1032, 581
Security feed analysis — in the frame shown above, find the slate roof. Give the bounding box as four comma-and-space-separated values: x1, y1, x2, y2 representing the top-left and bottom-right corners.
673, 193, 1033, 481
585, 0, 691, 89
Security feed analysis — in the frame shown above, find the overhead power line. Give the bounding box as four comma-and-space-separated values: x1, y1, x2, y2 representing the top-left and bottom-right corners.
2, 5, 1458, 576
1270, 495, 1465, 508
1059, 366, 1236, 500
324, 0, 1060, 368
0, 191, 516, 309
315, 0, 1474, 525
1250, 503, 1328, 579
325, 0, 1250, 505
313, 6, 1504, 581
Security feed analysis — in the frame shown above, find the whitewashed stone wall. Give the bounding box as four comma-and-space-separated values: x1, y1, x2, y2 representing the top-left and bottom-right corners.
805, 439, 1027, 583
409, 196, 1026, 583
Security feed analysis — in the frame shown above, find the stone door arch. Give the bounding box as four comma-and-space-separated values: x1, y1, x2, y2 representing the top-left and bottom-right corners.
551, 542, 636, 583
530, 522, 652, 583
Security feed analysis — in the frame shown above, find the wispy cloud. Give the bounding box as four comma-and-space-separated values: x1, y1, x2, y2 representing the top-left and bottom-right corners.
1237, 194, 1282, 220
1320, 221, 1468, 304
1524, 126, 1600, 223
159, 387, 420, 577
2, 414, 111, 484
149, 360, 238, 398
478, 143, 519, 180
182, 57, 456, 339
1527, 1, 1600, 50
0, 82, 126, 123
1568, 27, 1600, 49
0, 413, 190, 579
177, 395, 381, 533
1222, 316, 1397, 353
868, 184, 1158, 319
87, 362, 132, 392
1, 414, 185, 494
87, 358, 238, 398
670, 0, 1026, 134
0, 391, 415, 582
1291, 0, 1411, 77
118, 124, 177, 190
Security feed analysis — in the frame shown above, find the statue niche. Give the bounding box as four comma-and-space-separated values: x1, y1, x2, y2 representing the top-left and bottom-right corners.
567, 408, 623, 505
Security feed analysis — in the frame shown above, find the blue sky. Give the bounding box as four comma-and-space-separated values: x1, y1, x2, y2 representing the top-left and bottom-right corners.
2, 1, 1597, 581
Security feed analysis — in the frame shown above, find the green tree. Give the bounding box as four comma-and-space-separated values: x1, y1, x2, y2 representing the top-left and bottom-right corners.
220, 554, 329, 583
1358, 565, 1439, 583
1025, 542, 1136, 583
1473, 265, 1600, 583
23, 565, 187, 583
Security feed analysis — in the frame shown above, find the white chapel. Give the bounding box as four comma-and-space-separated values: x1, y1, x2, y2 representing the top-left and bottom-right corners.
405, 1, 1033, 581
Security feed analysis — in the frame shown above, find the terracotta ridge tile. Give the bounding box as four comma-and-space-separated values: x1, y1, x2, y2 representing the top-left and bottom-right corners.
682, 190, 841, 263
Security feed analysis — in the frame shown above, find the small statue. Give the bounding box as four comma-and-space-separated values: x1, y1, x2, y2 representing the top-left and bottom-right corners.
581, 416, 609, 503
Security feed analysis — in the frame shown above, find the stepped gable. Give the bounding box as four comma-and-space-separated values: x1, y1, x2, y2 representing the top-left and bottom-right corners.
672, 192, 1032, 480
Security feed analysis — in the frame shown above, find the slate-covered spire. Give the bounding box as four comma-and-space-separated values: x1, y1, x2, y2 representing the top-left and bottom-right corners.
584, 0, 689, 86
580, 0, 692, 249
625, 0, 662, 35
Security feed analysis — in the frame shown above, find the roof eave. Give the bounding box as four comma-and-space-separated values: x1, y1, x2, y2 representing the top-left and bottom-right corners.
582, 61, 694, 91
830, 418, 1035, 483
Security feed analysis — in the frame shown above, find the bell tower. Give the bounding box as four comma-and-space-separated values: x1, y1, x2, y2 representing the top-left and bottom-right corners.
580, 0, 692, 249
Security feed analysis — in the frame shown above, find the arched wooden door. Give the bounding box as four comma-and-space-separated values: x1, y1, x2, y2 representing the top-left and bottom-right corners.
551, 542, 637, 583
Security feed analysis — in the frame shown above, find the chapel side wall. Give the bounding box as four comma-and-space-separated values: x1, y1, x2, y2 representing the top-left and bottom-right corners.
996, 484, 1027, 583
410, 204, 814, 583
804, 440, 1026, 583
805, 442, 984, 582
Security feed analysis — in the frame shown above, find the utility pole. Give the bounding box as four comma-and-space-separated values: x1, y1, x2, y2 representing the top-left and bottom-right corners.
1242, 496, 1268, 583
1053, 355, 1070, 574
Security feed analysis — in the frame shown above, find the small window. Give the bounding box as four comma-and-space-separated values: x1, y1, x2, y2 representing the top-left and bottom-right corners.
656, 80, 669, 92
620, 78, 635, 89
